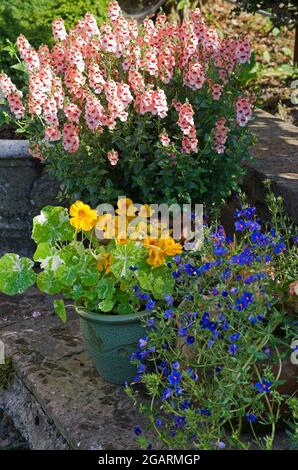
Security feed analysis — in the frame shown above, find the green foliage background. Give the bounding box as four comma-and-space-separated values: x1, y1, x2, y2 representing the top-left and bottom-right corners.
0, 0, 108, 81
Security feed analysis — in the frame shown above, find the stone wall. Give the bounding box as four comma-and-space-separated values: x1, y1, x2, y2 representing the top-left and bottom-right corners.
0, 140, 60, 257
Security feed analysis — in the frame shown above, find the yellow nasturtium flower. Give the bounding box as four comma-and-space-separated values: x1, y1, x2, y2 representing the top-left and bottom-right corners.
69, 201, 98, 231
159, 237, 183, 256
116, 197, 137, 220
97, 252, 113, 273
147, 246, 166, 267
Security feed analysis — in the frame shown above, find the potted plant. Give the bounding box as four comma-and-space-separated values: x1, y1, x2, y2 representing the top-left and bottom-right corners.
0, 197, 182, 384
128, 189, 298, 449
0, 1, 254, 208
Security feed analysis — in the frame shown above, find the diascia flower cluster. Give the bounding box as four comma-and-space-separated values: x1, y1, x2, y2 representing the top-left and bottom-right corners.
0, 1, 254, 205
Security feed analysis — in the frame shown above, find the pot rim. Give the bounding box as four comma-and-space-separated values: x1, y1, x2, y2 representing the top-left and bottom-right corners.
75, 306, 150, 324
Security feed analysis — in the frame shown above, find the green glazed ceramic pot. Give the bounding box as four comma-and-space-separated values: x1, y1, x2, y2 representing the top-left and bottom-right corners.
76, 307, 148, 385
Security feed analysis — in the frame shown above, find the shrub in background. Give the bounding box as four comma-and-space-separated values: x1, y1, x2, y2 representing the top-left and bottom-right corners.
0, 0, 108, 84
0, 1, 254, 207
233, 1, 298, 27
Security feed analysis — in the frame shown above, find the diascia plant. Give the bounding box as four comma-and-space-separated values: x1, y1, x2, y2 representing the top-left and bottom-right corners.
128, 190, 298, 450
0, 1, 254, 206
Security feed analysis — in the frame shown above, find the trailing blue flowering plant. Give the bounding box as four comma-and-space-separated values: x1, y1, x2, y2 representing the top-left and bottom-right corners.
127, 187, 298, 450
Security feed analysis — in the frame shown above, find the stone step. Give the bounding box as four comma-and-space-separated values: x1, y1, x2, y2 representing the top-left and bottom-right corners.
0, 288, 150, 450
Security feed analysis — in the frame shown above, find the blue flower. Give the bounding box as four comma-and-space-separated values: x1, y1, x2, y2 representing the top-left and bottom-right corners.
174, 255, 181, 263
174, 416, 187, 428
197, 408, 211, 416
273, 242, 286, 254
245, 413, 257, 423
172, 270, 182, 279
145, 299, 156, 311
235, 291, 254, 311
228, 344, 238, 355
186, 336, 195, 345
255, 378, 273, 394
165, 294, 173, 306
180, 400, 192, 410
222, 268, 232, 280
213, 245, 228, 256
183, 263, 197, 276
129, 265, 138, 271
156, 418, 164, 427
235, 219, 247, 232
146, 317, 155, 328
212, 287, 220, 296
164, 308, 174, 320
137, 363, 146, 374
138, 337, 148, 349
200, 312, 218, 332
162, 387, 172, 400
172, 361, 180, 370
230, 287, 238, 295
167, 370, 182, 387
134, 426, 142, 436
246, 220, 261, 232
229, 333, 241, 342
178, 327, 188, 337
217, 441, 226, 449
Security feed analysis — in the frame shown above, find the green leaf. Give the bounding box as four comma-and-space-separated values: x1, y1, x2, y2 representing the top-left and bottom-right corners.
0, 254, 36, 295
53, 299, 67, 323
98, 299, 114, 312
152, 272, 175, 300
115, 302, 134, 315
36, 271, 61, 295
96, 277, 116, 300
32, 206, 74, 245
110, 242, 146, 279
80, 266, 99, 287
56, 264, 79, 286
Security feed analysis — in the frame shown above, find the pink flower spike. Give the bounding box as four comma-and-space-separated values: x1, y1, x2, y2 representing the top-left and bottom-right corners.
107, 149, 119, 166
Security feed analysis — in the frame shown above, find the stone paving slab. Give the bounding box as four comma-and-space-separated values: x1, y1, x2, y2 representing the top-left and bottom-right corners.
247, 109, 298, 225
0, 288, 151, 450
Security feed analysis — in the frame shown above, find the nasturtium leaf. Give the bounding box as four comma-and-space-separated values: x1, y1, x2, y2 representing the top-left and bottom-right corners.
0, 254, 36, 295
56, 264, 79, 286
33, 242, 56, 263
110, 242, 146, 279
96, 278, 116, 300
36, 270, 61, 295
32, 206, 74, 245
53, 299, 67, 323
152, 269, 175, 300
98, 299, 115, 312
136, 270, 154, 292
115, 302, 134, 315
80, 267, 99, 287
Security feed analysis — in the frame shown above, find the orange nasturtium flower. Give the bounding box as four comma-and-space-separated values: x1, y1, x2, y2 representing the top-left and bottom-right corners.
69, 201, 98, 231
97, 252, 113, 273
159, 237, 183, 256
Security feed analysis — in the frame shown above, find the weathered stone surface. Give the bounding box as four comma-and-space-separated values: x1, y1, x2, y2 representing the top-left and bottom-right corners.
246, 109, 298, 224
0, 140, 60, 257
0, 288, 153, 450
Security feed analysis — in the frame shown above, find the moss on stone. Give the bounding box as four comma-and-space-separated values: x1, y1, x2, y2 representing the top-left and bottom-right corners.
0, 358, 15, 390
